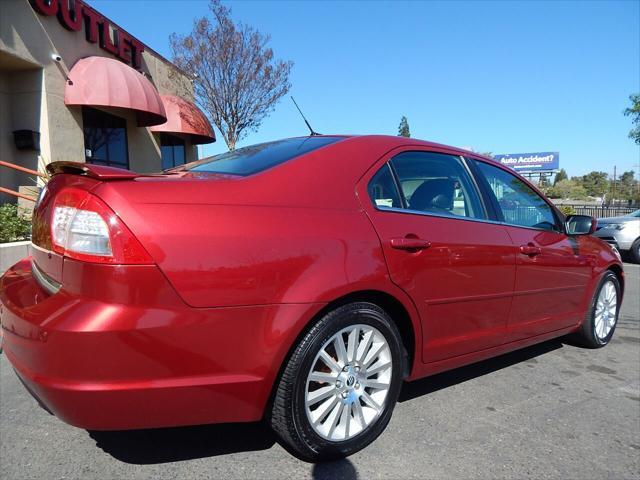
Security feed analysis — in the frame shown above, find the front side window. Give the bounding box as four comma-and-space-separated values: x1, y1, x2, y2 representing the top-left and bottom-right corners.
473, 160, 559, 231
161, 134, 186, 170
390, 151, 485, 219
82, 107, 129, 168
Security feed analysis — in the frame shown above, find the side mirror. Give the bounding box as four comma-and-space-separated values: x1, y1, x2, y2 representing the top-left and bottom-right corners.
565, 215, 596, 235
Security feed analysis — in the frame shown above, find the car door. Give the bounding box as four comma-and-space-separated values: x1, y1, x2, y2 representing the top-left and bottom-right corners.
360, 149, 516, 363
470, 159, 594, 340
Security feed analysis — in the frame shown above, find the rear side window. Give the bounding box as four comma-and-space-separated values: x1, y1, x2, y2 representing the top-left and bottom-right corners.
391, 152, 485, 219
368, 163, 403, 208
473, 160, 559, 231
185, 136, 344, 176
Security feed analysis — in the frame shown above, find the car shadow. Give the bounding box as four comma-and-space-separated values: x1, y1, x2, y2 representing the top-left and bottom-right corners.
312, 459, 359, 479
399, 338, 564, 402
88, 339, 565, 465
88, 421, 276, 464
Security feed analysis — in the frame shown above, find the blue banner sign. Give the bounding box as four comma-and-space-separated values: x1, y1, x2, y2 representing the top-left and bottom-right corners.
494, 152, 559, 172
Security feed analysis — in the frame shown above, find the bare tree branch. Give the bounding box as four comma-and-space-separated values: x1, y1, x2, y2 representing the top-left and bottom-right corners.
170, 0, 293, 150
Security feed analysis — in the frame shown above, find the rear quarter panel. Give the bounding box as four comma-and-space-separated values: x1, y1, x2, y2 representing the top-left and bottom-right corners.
111, 204, 391, 308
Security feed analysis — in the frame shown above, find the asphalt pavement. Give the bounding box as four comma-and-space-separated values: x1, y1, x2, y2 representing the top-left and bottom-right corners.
1, 264, 639, 480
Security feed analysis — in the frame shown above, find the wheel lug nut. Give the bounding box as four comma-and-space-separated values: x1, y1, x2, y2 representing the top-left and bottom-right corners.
355, 383, 360, 389
343, 366, 349, 372
335, 380, 342, 388
341, 392, 348, 399
355, 366, 360, 372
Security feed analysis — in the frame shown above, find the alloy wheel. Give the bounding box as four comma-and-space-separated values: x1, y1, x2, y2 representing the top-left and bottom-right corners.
594, 280, 617, 341
304, 324, 393, 442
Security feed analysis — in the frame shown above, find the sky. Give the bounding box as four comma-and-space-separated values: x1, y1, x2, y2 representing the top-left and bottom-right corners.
89, 0, 640, 177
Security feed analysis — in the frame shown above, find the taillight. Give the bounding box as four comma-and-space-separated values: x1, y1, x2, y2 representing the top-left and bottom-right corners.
50, 187, 153, 264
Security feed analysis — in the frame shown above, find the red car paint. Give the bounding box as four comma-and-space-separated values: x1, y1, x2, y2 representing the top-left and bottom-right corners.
0, 135, 623, 431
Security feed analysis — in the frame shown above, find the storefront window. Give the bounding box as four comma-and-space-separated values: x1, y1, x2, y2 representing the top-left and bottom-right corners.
160, 134, 186, 170
82, 107, 129, 168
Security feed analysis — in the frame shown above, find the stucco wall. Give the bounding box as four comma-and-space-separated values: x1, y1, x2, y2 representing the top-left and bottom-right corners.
0, 0, 199, 191
0, 241, 30, 275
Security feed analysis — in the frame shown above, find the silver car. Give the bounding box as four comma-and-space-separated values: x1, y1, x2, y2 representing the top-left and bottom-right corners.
594, 209, 640, 262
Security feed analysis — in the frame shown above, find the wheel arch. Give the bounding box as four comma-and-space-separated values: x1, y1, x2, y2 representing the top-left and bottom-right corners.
313, 290, 417, 378
263, 288, 421, 421
606, 263, 625, 299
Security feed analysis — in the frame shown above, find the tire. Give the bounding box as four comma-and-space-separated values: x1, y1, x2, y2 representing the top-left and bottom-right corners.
571, 271, 621, 348
630, 238, 640, 264
269, 302, 405, 462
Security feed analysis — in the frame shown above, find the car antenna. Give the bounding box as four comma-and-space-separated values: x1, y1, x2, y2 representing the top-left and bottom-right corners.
291, 96, 320, 136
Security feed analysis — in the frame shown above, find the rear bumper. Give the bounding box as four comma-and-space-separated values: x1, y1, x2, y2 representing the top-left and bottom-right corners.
0, 258, 323, 430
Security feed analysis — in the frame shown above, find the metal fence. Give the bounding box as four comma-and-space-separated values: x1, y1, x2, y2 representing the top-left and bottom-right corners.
502, 205, 638, 223
555, 205, 638, 218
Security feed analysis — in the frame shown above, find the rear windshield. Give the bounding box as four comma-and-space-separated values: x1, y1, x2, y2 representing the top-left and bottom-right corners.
184, 136, 344, 176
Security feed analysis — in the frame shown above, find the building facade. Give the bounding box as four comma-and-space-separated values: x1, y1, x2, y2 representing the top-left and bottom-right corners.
0, 0, 215, 203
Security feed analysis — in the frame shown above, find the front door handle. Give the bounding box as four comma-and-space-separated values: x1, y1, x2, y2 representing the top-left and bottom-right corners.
519, 244, 542, 256
390, 237, 431, 251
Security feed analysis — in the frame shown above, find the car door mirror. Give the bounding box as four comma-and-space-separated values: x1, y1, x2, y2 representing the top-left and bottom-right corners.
565, 215, 596, 235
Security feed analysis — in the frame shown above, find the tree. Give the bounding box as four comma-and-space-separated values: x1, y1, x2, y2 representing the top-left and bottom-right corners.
554, 168, 568, 185
620, 170, 635, 185
546, 179, 587, 200
623, 93, 640, 145
170, 0, 293, 149
618, 170, 638, 201
575, 171, 609, 197
398, 116, 410, 137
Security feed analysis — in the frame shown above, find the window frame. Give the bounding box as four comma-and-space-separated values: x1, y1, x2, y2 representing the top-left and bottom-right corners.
82, 107, 130, 169
160, 133, 187, 170
367, 150, 491, 223
468, 156, 565, 233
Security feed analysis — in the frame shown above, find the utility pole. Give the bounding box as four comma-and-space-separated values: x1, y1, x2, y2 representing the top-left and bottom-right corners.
612, 165, 617, 205
632, 162, 640, 201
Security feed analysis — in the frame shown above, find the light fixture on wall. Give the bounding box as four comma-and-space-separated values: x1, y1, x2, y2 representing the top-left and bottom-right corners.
13, 130, 40, 151
51, 53, 62, 62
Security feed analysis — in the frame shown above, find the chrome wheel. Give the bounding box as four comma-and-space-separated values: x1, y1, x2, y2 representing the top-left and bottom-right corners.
594, 280, 617, 341
304, 324, 393, 442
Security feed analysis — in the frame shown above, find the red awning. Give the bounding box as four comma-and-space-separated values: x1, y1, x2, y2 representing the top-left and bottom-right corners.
150, 95, 215, 144
64, 56, 167, 127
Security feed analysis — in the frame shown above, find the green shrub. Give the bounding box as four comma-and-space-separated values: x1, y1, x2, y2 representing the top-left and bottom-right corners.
558, 205, 576, 216
0, 203, 32, 243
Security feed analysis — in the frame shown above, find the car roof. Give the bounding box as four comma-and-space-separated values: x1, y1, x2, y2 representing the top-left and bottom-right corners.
322, 134, 494, 161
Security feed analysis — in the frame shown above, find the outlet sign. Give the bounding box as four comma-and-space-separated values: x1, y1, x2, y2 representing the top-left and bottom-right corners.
494, 152, 560, 173
30, 0, 145, 69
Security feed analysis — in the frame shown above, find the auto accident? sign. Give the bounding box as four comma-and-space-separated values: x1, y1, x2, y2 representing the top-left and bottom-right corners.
494, 152, 559, 172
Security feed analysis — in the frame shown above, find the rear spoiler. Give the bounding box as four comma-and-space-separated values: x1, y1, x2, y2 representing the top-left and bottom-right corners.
46, 161, 142, 180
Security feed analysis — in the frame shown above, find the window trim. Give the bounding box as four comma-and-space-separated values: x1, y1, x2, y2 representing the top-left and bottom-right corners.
469, 156, 566, 234
374, 204, 507, 227
387, 161, 407, 209
373, 196, 567, 234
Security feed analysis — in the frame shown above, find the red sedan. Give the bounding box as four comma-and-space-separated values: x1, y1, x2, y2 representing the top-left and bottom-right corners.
0, 135, 624, 461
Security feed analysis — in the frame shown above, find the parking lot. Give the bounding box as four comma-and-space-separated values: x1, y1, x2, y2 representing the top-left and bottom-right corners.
1, 264, 638, 480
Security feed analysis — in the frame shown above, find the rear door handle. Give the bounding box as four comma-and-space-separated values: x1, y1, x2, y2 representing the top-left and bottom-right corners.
519, 244, 542, 256
390, 237, 431, 251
